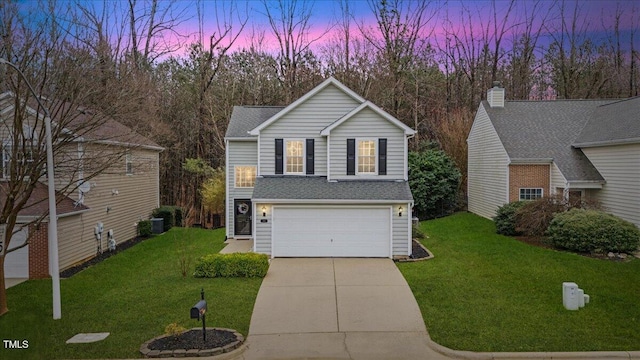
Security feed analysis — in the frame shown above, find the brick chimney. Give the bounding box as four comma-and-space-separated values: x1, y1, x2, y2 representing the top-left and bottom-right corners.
487, 81, 505, 108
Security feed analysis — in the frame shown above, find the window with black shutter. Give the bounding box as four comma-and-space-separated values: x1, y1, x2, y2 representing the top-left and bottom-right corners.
347, 138, 355, 175
378, 138, 387, 175
306, 139, 314, 174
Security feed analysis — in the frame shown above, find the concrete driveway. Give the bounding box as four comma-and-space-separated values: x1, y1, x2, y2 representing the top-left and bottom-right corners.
242, 258, 450, 360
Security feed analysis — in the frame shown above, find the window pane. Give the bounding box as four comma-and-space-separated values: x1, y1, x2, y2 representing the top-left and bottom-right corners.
235, 166, 256, 187
357, 140, 376, 173
286, 140, 303, 173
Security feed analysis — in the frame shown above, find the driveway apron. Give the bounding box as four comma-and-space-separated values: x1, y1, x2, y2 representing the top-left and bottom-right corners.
243, 258, 450, 360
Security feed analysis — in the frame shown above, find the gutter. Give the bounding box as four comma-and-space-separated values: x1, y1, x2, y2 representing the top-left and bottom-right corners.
573, 137, 640, 148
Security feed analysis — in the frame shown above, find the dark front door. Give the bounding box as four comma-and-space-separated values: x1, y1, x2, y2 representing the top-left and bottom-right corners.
234, 199, 252, 236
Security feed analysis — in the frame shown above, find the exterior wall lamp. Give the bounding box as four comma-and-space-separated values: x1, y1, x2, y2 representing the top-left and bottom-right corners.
399, 206, 404, 217
262, 206, 267, 217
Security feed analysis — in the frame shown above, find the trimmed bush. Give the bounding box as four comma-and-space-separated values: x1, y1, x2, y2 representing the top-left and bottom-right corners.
547, 209, 640, 253
493, 201, 527, 236
152, 206, 175, 232
137, 220, 152, 237
194, 253, 269, 278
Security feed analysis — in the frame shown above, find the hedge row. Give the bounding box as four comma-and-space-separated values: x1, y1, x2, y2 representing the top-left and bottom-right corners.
194, 253, 269, 278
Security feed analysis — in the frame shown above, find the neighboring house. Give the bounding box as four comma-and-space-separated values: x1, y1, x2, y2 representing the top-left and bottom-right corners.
1, 92, 163, 280
467, 84, 640, 228
225, 77, 416, 258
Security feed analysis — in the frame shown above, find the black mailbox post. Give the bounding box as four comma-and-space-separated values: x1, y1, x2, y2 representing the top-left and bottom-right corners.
190, 289, 208, 342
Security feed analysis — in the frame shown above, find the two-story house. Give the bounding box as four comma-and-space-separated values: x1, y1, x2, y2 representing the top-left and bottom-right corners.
225, 78, 416, 258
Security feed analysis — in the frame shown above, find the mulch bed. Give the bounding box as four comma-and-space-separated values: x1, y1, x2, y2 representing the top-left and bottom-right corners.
60, 235, 151, 278
148, 329, 237, 351
409, 239, 431, 259
140, 328, 244, 358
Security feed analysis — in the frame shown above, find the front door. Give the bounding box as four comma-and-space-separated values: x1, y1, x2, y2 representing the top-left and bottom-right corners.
234, 199, 252, 236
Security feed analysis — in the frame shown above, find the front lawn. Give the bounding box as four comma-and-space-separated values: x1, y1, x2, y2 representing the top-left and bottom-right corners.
0, 228, 263, 359
398, 212, 640, 352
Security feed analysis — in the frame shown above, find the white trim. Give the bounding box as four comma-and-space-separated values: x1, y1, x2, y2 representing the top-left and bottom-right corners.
505, 163, 510, 203
320, 101, 416, 136
407, 202, 412, 256
225, 139, 230, 238
389, 207, 393, 257
509, 158, 553, 165
249, 77, 366, 135
257, 136, 261, 176
566, 181, 604, 189
92, 140, 164, 152
573, 137, 640, 148
404, 135, 408, 181
223, 137, 258, 142
284, 139, 305, 175
518, 187, 544, 201
251, 198, 410, 204
327, 134, 331, 181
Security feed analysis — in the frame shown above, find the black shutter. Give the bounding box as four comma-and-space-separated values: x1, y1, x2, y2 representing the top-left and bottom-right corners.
306, 138, 315, 175
275, 139, 283, 174
347, 138, 355, 175
378, 138, 387, 175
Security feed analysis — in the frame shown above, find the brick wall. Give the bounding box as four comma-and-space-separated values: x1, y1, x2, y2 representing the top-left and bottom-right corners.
28, 224, 49, 279
509, 164, 550, 202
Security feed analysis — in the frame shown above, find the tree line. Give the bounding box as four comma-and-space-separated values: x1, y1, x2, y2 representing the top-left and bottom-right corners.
2, 0, 638, 225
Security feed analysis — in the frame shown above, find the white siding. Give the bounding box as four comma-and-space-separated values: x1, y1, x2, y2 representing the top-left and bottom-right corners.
550, 162, 568, 195
467, 104, 510, 219
392, 202, 411, 256
329, 107, 406, 180
582, 144, 640, 227
259, 84, 360, 175
254, 203, 272, 255
226, 141, 258, 237
58, 146, 160, 270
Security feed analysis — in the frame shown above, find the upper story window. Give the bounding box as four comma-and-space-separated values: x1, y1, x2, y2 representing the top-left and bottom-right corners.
286, 140, 304, 174
2, 144, 34, 179
357, 140, 376, 174
235, 166, 256, 188
125, 150, 133, 175
519, 188, 543, 201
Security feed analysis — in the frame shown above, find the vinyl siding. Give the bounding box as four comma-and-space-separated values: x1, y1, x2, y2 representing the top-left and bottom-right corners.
57, 146, 160, 270
392, 202, 411, 256
581, 144, 640, 227
226, 141, 258, 237
467, 104, 510, 219
550, 162, 567, 195
254, 203, 272, 255
259, 84, 360, 175
328, 107, 406, 180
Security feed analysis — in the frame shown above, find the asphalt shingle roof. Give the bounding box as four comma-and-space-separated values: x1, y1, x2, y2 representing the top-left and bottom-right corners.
225, 106, 285, 138
252, 176, 413, 201
484, 99, 615, 182
574, 97, 640, 146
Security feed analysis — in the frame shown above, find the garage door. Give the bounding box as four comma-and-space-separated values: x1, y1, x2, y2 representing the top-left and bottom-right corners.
272, 207, 391, 257
4, 227, 29, 278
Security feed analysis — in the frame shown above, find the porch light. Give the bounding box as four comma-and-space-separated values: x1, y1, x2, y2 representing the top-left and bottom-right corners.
399, 206, 404, 217
262, 206, 267, 217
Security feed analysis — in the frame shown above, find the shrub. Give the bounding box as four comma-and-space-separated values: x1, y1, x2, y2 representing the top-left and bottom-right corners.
137, 220, 152, 237
194, 253, 269, 278
547, 209, 640, 253
409, 145, 461, 220
493, 201, 527, 235
152, 206, 175, 232
164, 323, 186, 336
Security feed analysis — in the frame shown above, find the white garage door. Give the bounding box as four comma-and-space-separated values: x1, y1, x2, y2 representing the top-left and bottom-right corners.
4, 227, 29, 278
272, 207, 391, 257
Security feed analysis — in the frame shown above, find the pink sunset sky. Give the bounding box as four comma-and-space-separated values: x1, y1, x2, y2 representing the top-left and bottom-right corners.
173, 0, 640, 56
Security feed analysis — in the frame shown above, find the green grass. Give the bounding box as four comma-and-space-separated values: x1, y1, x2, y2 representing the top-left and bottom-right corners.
0, 228, 263, 359
398, 212, 640, 352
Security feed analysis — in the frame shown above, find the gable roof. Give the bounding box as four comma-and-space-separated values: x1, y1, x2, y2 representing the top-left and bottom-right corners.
248, 77, 366, 135
225, 106, 285, 139
573, 97, 640, 147
483, 99, 615, 182
320, 101, 416, 136
0, 92, 163, 151
252, 176, 413, 202
0, 182, 90, 219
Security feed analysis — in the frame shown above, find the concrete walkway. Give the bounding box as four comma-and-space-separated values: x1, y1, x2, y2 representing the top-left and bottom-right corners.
239, 258, 450, 360
220, 238, 253, 254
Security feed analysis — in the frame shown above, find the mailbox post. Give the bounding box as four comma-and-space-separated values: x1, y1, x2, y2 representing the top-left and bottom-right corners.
190, 289, 208, 342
